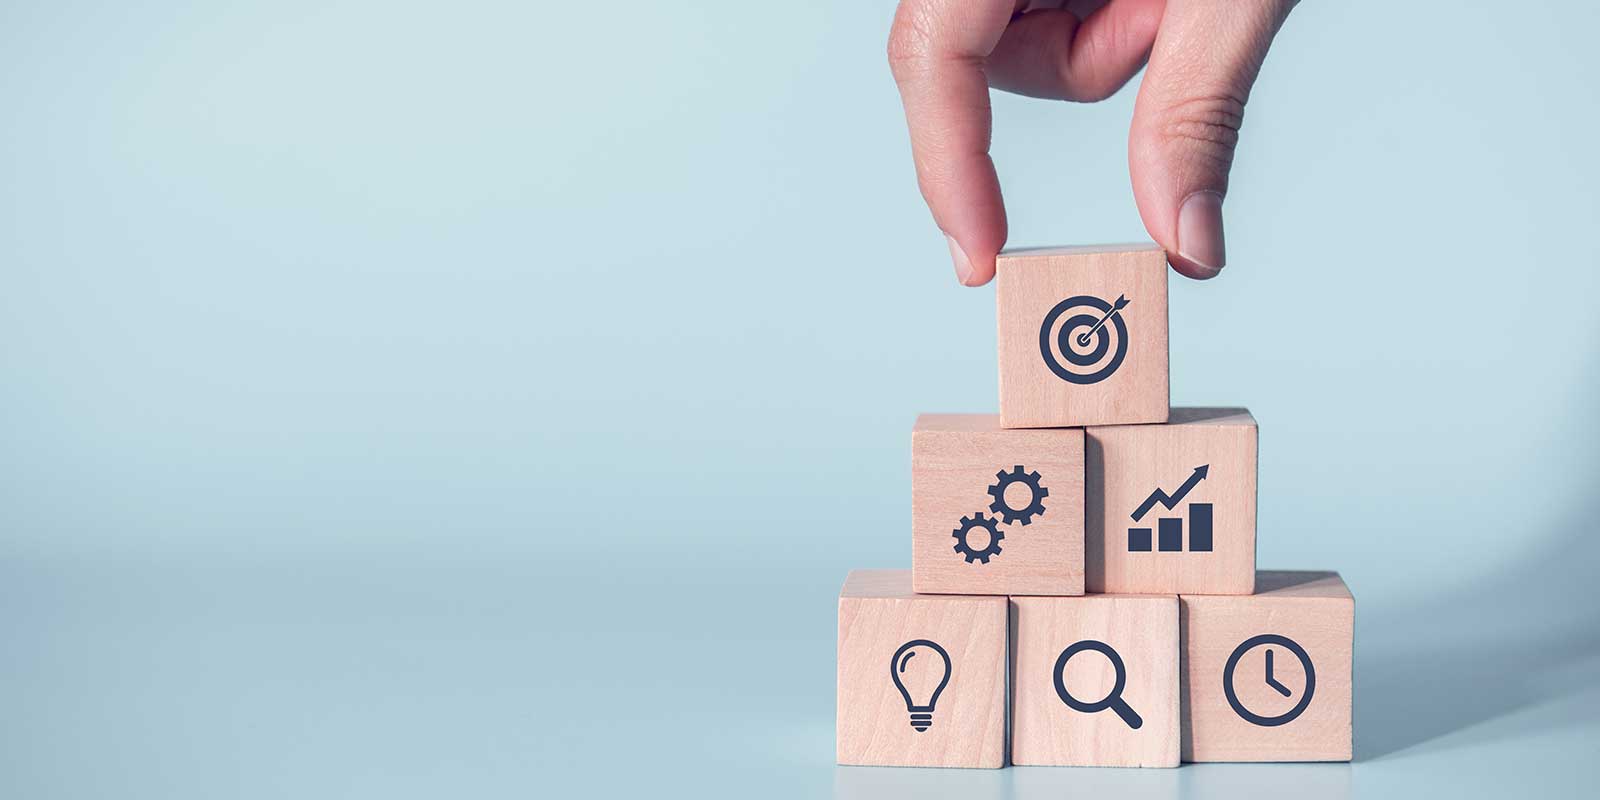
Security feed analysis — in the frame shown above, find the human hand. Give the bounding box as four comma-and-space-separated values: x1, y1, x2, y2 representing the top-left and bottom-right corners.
887, 0, 1295, 284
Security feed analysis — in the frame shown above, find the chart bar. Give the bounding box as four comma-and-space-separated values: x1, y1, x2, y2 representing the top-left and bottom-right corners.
1128, 527, 1152, 552
1189, 503, 1214, 552
1158, 518, 1183, 551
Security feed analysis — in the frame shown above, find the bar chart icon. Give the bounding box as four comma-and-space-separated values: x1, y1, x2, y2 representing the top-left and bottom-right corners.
1128, 465, 1212, 552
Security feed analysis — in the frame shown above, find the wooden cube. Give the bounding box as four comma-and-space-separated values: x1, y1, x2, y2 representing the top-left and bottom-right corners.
836, 570, 1007, 768
912, 415, 1085, 596
1010, 594, 1180, 768
996, 244, 1169, 429
1086, 407, 1257, 595
1181, 571, 1354, 762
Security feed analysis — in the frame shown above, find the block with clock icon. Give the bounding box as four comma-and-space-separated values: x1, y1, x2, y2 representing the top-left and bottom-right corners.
1180, 570, 1354, 762
836, 569, 1007, 768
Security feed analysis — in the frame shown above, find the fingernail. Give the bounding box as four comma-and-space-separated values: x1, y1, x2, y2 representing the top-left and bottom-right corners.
1177, 191, 1226, 275
946, 234, 976, 286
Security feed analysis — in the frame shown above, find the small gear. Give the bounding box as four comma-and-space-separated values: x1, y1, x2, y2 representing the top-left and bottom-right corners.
952, 513, 1004, 564
987, 465, 1048, 525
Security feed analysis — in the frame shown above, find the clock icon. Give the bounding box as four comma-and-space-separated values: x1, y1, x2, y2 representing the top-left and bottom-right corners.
1222, 633, 1316, 727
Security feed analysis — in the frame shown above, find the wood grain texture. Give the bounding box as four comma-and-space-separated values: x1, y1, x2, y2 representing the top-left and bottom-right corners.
1181, 571, 1354, 762
1010, 594, 1180, 768
836, 570, 1007, 768
1086, 407, 1257, 595
913, 415, 1085, 596
996, 243, 1169, 429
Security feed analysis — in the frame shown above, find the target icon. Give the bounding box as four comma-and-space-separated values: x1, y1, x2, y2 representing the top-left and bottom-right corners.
1038, 294, 1130, 385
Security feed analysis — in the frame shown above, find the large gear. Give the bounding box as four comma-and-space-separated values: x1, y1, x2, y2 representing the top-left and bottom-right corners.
952, 513, 1004, 564
987, 465, 1048, 525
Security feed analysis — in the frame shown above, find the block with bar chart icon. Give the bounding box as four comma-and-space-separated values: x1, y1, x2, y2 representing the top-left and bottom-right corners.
912, 415, 1086, 596
836, 570, 1007, 768
996, 243, 1169, 429
1181, 571, 1354, 762
1085, 408, 1257, 595
1010, 594, 1181, 767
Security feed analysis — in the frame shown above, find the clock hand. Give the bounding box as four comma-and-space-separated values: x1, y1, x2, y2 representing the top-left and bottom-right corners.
1265, 648, 1292, 697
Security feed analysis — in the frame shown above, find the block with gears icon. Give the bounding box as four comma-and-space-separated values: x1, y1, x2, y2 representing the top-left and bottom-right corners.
836, 570, 1007, 768
1181, 571, 1353, 762
997, 243, 1169, 429
912, 415, 1086, 596
1086, 407, 1258, 595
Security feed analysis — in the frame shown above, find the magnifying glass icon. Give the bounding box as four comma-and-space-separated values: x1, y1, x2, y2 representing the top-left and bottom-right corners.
1053, 639, 1143, 730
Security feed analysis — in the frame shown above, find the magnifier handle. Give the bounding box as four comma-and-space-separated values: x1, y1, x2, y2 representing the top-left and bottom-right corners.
1111, 699, 1143, 730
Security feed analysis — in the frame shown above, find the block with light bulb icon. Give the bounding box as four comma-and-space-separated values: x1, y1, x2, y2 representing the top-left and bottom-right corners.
912, 414, 1086, 596
1180, 570, 1354, 762
836, 570, 1006, 768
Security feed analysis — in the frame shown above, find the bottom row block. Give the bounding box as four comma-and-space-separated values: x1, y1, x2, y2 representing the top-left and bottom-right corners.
1011, 594, 1179, 767
836, 569, 1352, 768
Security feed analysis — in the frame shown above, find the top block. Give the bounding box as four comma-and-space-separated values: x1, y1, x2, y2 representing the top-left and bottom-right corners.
997, 244, 1169, 429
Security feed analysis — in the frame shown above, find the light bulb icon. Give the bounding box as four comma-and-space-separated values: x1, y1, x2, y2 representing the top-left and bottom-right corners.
890, 639, 952, 732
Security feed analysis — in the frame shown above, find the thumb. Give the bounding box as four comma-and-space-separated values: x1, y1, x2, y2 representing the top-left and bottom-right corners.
1128, 0, 1293, 279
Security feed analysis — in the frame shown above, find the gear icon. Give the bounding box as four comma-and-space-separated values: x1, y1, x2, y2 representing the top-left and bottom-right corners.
988, 465, 1048, 525
952, 513, 1004, 564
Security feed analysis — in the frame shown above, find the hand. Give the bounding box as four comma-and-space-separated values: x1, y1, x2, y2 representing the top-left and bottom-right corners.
887, 0, 1295, 284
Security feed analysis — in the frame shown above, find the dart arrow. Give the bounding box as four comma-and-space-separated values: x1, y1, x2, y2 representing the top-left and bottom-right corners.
1075, 294, 1130, 348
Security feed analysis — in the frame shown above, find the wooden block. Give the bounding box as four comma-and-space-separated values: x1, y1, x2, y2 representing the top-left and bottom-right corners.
1086, 407, 1257, 595
1181, 571, 1354, 762
912, 415, 1085, 596
836, 570, 1007, 768
1010, 594, 1180, 768
996, 244, 1169, 429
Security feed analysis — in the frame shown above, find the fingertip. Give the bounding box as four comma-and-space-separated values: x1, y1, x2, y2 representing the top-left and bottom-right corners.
1168, 253, 1223, 281
947, 234, 997, 287
962, 259, 997, 287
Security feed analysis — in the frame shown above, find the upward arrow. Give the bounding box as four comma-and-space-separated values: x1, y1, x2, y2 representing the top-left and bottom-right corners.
1130, 465, 1210, 522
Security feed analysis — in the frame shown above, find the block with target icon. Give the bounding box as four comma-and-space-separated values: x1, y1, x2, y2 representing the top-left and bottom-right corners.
996, 243, 1169, 429
1181, 571, 1354, 762
912, 414, 1085, 596
1086, 407, 1257, 595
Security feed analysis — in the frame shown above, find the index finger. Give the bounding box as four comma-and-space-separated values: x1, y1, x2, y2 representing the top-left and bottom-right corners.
887, 0, 1017, 286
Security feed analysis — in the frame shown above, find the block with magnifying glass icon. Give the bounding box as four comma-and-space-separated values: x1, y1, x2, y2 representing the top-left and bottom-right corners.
836, 570, 1007, 768
1181, 570, 1354, 762
996, 243, 1169, 429
1009, 593, 1180, 767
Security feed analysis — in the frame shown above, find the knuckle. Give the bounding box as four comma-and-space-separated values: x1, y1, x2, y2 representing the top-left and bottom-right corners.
886, 4, 937, 82
1056, 53, 1118, 103
1067, 75, 1121, 104
1068, 25, 1133, 102
1155, 91, 1246, 171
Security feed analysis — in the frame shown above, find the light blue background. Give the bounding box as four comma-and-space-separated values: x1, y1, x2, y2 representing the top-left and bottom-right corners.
3, 1, 1597, 797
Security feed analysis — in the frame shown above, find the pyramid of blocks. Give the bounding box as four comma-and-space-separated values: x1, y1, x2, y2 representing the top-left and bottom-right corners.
836, 244, 1353, 768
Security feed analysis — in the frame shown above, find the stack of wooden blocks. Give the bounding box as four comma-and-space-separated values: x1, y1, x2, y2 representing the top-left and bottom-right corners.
837, 244, 1353, 769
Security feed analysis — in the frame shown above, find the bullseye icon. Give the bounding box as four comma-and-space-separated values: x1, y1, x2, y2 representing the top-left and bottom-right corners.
1038, 294, 1131, 385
